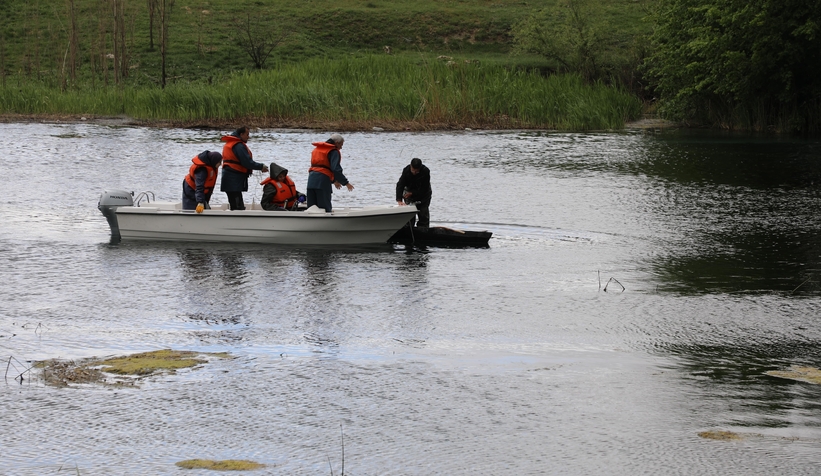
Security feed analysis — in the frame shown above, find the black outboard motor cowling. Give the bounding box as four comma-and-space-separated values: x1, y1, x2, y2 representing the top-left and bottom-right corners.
98, 190, 134, 238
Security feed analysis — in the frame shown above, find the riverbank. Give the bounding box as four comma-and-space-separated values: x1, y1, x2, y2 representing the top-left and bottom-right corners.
0, 112, 676, 132
0, 113, 534, 132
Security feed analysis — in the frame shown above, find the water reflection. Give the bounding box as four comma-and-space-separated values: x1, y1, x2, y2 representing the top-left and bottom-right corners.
665, 341, 821, 431
177, 249, 214, 284
635, 132, 821, 188
300, 249, 336, 289
214, 252, 250, 287
635, 132, 821, 295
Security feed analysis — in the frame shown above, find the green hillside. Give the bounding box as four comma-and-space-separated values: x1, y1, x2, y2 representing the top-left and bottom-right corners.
0, 0, 651, 130
1, 0, 648, 87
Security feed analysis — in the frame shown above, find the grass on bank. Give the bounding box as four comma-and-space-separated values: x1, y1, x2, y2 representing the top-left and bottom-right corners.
0, 55, 641, 130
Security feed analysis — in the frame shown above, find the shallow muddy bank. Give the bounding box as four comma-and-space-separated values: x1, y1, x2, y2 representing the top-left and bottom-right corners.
0, 113, 678, 132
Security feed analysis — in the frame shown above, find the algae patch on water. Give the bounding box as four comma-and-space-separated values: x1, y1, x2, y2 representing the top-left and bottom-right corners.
175, 459, 265, 471
698, 430, 744, 441
38, 349, 231, 387
765, 366, 821, 385
97, 349, 224, 375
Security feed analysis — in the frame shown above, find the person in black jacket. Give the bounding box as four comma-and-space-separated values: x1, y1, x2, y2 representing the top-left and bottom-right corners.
395, 158, 432, 228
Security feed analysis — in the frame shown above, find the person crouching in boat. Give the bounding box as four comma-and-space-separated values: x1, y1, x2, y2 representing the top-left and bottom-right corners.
260, 162, 306, 211
182, 150, 222, 213
306, 134, 354, 212
396, 157, 432, 228
220, 126, 269, 211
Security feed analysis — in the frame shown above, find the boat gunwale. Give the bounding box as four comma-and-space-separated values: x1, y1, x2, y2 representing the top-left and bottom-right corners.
115, 205, 417, 219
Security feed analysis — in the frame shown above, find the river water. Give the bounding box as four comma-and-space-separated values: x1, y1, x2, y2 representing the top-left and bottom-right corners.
2, 123, 821, 474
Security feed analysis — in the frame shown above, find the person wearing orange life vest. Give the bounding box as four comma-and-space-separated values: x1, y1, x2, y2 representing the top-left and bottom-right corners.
306, 133, 354, 212
260, 162, 306, 210
182, 150, 222, 213
220, 126, 269, 210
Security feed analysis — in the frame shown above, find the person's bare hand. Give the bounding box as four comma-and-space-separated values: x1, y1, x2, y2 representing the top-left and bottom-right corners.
345, 183, 354, 192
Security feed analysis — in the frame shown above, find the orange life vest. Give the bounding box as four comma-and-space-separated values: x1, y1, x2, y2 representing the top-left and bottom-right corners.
260, 175, 299, 208
308, 141, 340, 181
221, 135, 253, 175
184, 155, 218, 196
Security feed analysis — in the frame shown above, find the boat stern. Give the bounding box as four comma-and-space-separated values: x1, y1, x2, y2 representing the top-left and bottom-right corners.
98, 189, 134, 238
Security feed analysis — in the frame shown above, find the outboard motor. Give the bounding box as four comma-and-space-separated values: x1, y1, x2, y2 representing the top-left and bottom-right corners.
98, 190, 134, 238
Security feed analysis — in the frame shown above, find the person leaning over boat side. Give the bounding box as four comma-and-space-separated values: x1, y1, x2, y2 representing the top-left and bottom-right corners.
396, 157, 432, 228
182, 150, 222, 213
306, 133, 354, 212
220, 126, 269, 211
260, 162, 306, 210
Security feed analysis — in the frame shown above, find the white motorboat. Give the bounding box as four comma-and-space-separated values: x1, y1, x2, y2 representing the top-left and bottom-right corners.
98, 190, 418, 245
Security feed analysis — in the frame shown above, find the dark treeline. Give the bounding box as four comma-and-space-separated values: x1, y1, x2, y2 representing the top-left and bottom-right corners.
644, 0, 821, 133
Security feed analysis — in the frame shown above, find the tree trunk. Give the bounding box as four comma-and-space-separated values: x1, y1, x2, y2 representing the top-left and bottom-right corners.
67, 0, 78, 85
160, 0, 167, 88
22, 0, 31, 78
99, 0, 108, 86
33, 0, 41, 80
148, 0, 156, 51
111, 0, 120, 84
0, 21, 5, 88
119, 0, 127, 79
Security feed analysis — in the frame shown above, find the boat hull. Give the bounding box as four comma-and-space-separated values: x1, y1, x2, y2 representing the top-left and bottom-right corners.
114, 204, 419, 245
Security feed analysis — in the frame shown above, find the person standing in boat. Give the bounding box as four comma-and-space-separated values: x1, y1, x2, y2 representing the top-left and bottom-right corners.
396, 157, 432, 228
182, 150, 222, 213
306, 133, 354, 212
220, 126, 269, 210
260, 162, 305, 210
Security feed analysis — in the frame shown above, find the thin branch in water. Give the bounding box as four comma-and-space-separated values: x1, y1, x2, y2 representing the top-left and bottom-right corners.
598, 270, 601, 291
340, 424, 345, 476
791, 276, 812, 294
4, 355, 32, 383
603, 277, 625, 293
328, 456, 334, 476
16, 364, 35, 383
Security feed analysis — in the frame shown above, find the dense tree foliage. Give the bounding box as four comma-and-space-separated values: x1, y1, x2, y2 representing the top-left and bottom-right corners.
513, 0, 606, 81
512, 0, 649, 87
644, 0, 821, 132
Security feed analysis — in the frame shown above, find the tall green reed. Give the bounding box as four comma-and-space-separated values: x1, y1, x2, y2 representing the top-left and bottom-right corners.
0, 56, 641, 130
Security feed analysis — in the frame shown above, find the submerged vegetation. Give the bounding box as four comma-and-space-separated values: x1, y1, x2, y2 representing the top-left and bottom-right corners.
765, 366, 821, 385
175, 459, 266, 471
37, 349, 230, 387
698, 430, 744, 441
